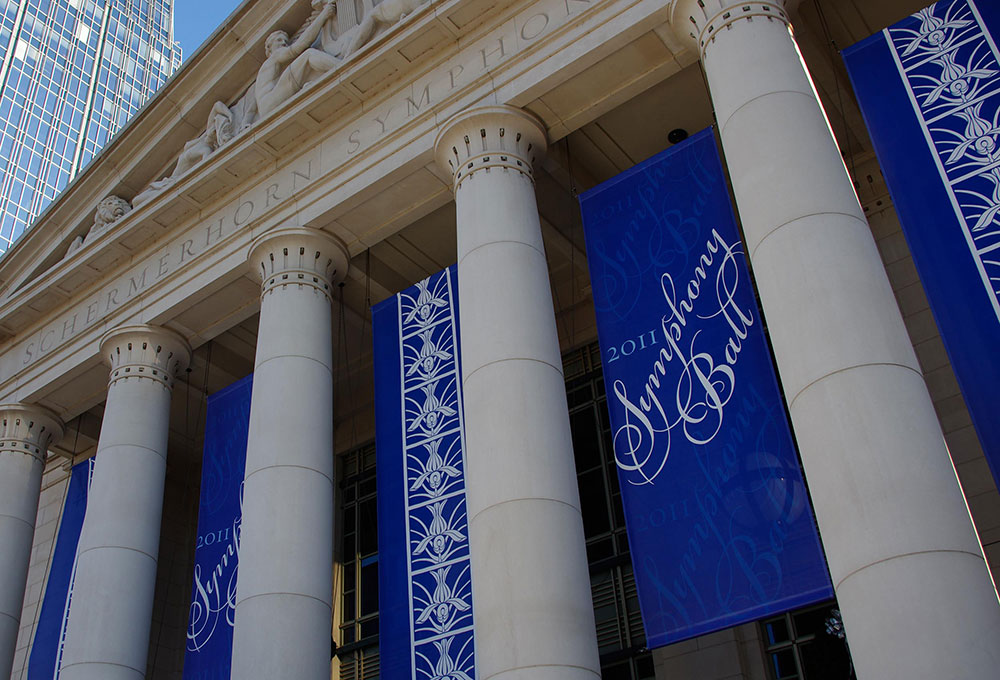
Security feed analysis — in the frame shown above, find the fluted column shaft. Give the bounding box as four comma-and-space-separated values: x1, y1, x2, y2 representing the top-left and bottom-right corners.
669, 1, 1000, 677
435, 105, 601, 680
230, 227, 348, 680
0, 404, 62, 679
60, 325, 190, 680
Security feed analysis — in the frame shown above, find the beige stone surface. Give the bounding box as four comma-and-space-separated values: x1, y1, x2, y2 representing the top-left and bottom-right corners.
2, 0, 998, 679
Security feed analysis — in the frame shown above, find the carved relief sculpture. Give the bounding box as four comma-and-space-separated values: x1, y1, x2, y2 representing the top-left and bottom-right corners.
66, 234, 85, 256
255, 0, 340, 118
124, 0, 427, 225
321, 16, 360, 58
294, 0, 359, 59
88, 0, 428, 259
91, 195, 132, 236
67, 195, 132, 257
133, 100, 243, 208
346, 0, 429, 55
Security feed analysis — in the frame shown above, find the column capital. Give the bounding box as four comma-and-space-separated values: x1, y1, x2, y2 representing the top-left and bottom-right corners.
668, 0, 797, 57
434, 105, 547, 194
248, 227, 349, 301
0, 403, 64, 463
100, 325, 191, 390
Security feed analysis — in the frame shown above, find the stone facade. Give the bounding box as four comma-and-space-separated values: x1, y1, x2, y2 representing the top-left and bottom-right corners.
2, 1, 999, 679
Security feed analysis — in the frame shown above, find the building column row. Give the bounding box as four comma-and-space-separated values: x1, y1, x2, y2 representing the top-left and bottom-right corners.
0, 100, 604, 680
0, 109, 598, 680
231, 107, 602, 680
36, 228, 349, 680
11, 35, 999, 677
668, 1, 1000, 677
0, 229, 350, 680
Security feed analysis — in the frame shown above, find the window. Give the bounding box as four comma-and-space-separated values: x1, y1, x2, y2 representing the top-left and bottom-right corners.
762, 602, 855, 679
338, 444, 380, 680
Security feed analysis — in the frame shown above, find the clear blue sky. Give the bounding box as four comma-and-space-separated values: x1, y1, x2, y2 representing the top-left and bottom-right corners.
173, 0, 245, 60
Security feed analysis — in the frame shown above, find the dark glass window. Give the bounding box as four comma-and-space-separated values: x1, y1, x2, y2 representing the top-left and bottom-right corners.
761, 602, 855, 680
338, 443, 380, 680
563, 343, 652, 679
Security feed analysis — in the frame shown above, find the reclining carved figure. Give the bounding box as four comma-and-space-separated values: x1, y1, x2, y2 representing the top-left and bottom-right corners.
132, 101, 235, 208
174, 102, 235, 177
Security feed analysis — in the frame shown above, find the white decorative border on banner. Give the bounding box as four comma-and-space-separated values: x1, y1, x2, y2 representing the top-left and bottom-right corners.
885, 0, 1000, 321
397, 268, 476, 680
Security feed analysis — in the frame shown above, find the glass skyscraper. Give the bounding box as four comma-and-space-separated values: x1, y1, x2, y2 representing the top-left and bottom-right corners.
0, 0, 181, 252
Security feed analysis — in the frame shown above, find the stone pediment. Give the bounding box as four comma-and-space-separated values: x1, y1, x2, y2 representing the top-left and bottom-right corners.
0, 0, 315, 296
0, 0, 697, 411
0, 0, 507, 304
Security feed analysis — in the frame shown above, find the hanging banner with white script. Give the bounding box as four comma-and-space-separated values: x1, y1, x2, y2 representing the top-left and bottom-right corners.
843, 0, 1000, 488
373, 265, 476, 680
27, 459, 94, 680
579, 128, 833, 647
183, 374, 252, 680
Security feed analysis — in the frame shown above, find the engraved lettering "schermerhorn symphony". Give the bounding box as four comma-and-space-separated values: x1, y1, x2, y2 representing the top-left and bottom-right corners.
8, 0, 599, 384
19, 162, 316, 369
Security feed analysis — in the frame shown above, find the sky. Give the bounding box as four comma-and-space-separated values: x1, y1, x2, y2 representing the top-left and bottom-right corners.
172, 0, 245, 60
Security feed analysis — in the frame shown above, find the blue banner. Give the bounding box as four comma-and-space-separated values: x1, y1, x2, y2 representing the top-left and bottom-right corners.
27, 459, 94, 680
579, 128, 833, 647
373, 266, 476, 680
183, 374, 252, 680
843, 0, 1000, 488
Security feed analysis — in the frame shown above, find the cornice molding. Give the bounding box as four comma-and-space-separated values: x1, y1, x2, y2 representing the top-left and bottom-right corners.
0, 0, 677, 406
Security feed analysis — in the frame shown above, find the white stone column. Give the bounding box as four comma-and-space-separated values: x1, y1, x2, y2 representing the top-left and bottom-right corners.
230, 227, 348, 680
669, 2, 1000, 677
0, 404, 62, 679
60, 326, 190, 680
435, 106, 601, 680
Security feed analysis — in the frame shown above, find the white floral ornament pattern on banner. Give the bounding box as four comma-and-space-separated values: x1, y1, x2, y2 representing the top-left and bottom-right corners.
886, 0, 1000, 318
397, 268, 476, 680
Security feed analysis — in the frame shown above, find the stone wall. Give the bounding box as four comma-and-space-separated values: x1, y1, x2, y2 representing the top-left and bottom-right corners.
652, 624, 768, 680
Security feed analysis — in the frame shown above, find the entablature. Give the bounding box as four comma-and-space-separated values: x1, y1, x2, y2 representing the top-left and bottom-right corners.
0, 0, 312, 297
0, 0, 696, 417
